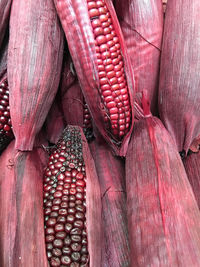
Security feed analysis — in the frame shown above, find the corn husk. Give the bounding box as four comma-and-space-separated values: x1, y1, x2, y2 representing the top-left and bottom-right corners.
89, 136, 130, 266
0, 138, 49, 267
158, 0, 200, 153
113, 0, 163, 114
126, 100, 200, 266
183, 151, 200, 209
8, 0, 64, 150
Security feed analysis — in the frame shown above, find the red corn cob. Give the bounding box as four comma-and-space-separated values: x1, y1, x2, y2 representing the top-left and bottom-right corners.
0, 0, 12, 49
43, 126, 102, 266
54, 0, 135, 156
126, 97, 200, 266
113, 0, 163, 115
158, 0, 200, 153
8, 0, 64, 151
0, 74, 14, 152
89, 136, 130, 266
0, 138, 49, 267
183, 152, 200, 209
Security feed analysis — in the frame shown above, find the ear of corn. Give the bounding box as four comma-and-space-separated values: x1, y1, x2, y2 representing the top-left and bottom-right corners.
43, 125, 102, 266
126, 99, 200, 266
113, 0, 163, 115
8, 0, 64, 151
0, 0, 12, 49
54, 0, 135, 156
89, 136, 130, 266
158, 0, 200, 153
0, 138, 49, 267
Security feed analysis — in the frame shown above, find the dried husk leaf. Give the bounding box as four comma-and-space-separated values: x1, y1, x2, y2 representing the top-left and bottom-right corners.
54, 0, 135, 156
60, 56, 94, 141
45, 94, 65, 144
0, 138, 49, 267
113, 0, 163, 115
126, 115, 200, 266
80, 127, 102, 266
8, 0, 64, 150
183, 151, 200, 209
60, 56, 85, 128
89, 136, 130, 267
158, 0, 200, 153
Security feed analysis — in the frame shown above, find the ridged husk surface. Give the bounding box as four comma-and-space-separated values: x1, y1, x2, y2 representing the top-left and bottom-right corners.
60, 56, 85, 128
158, 0, 200, 153
113, 0, 163, 115
126, 116, 200, 266
8, 0, 64, 150
0, 139, 49, 267
89, 136, 130, 266
183, 151, 200, 210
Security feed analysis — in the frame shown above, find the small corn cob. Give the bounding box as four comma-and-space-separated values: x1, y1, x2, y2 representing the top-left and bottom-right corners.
43, 126, 102, 266
0, 0, 12, 49
113, 0, 163, 115
158, 0, 200, 153
183, 151, 200, 209
0, 74, 14, 152
89, 136, 130, 266
8, 0, 64, 150
162, 0, 167, 14
0, 138, 49, 267
54, 0, 135, 156
126, 97, 200, 266
189, 134, 200, 153
83, 100, 93, 141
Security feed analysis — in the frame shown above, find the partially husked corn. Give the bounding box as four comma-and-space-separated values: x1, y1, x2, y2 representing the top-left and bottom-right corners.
44, 126, 102, 267
54, 0, 135, 156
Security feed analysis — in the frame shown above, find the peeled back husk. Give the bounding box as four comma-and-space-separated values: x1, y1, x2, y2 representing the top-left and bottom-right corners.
54, 0, 135, 156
